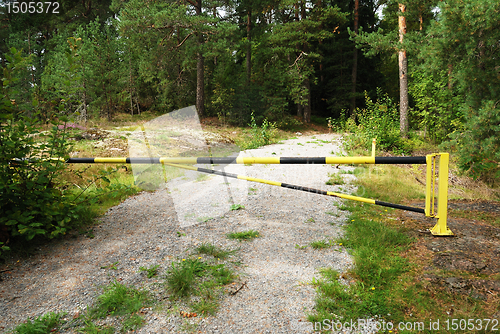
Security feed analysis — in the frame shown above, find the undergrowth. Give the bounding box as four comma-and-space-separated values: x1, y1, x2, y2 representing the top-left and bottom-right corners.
309, 153, 497, 333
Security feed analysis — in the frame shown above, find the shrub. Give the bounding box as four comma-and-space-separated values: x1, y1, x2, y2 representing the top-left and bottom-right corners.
450, 100, 500, 182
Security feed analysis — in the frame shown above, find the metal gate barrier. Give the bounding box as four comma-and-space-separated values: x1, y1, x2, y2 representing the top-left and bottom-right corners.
64, 141, 452, 237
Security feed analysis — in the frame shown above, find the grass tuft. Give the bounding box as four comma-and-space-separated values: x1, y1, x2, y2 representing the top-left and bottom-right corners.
13, 312, 66, 334
194, 243, 237, 259
310, 239, 333, 249
227, 230, 260, 241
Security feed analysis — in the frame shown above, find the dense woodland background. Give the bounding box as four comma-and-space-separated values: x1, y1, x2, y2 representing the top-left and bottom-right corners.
1, 0, 499, 179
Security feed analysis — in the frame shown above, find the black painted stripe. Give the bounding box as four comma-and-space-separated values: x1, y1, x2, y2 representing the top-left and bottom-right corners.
66, 158, 96, 163
375, 200, 425, 214
197, 157, 238, 164
375, 156, 426, 164
197, 167, 239, 179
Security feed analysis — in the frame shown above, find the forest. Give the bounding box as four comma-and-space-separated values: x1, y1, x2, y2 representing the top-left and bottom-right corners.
0, 0, 499, 179
1, 2, 500, 331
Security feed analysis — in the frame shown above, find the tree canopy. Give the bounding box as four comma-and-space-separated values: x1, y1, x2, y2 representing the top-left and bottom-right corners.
1, 0, 499, 179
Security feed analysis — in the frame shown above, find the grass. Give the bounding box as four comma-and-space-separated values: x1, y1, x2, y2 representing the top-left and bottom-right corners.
194, 243, 237, 259
12, 312, 66, 334
89, 281, 153, 319
227, 230, 260, 241
325, 172, 344, 185
230, 204, 245, 210
309, 149, 498, 331
309, 239, 333, 249
139, 264, 160, 278
164, 257, 238, 316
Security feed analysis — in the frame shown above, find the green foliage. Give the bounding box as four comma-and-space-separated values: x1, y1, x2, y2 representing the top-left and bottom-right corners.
309, 199, 414, 324
89, 281, 152, 318
139, 264, 160, 278
240, 112, 277, 149
77, 321, 115, 334
165, 257, 237, 316
230, 204, 245, 211
451, 101, 500, 182
420, 0, 500, 181
310, 239, 333, 249
12, 312, 66, 334
325, 173, 344, 186
166, 258, 206, 299
194, 243, 237, 260
1, 49, 79, 250
409, 69, 461, 142
344, 90, 409, 153
227, 230, 260, 241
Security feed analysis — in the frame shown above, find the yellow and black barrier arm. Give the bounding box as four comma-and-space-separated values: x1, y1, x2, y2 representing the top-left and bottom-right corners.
159, 162, 426, 215
65, 156, 427, 165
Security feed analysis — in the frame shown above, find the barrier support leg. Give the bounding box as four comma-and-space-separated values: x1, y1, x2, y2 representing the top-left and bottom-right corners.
430, 153, 453, 236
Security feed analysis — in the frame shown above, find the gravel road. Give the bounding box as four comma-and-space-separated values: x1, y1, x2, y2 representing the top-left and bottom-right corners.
1, 133, 354, 333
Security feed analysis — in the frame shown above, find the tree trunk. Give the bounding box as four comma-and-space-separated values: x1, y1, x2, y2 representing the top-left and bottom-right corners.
398, 3, 408, 137
195, 0, 205, 117
303, 78, 311, 123
350, 0, 359, 117
317, 0, 323, 83
129, 50, 134, 116
246, 10, 252, 84
297, 103, 303, 118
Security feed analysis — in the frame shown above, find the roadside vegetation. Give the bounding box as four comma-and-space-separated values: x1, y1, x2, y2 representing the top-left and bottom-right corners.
308, 125, 500, 332
9, 243, 241, 333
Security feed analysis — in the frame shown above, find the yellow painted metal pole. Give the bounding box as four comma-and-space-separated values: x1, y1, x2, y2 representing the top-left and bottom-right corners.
371, 138, 376, 158
425, 154, 435, 217
430, 153, 453, 236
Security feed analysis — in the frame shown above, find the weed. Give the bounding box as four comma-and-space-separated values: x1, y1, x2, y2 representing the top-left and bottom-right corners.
121, 313, 145, 332
227, 230, 260, 241
295, 244, 308, 250
305, 217, 315, 223
177, 231, 186, 237
196, 216, 213, 223
100, 261, 119, 270
89, 281, 152, 319
77, 321, 115, 333
194, 243, 237, 259
325, 211, 340, 217
230, 204, 245, 211
12, 312, 66, 334
338, 204, 350, 211
166, 259, 206, 299
310, 240, 333, 249
326, 173, 344, 185
165, 257, 237, 318
210, 264, 236, 285
318, 267, 340, 281
190, 298, 219, 316
139, 264, 160, 278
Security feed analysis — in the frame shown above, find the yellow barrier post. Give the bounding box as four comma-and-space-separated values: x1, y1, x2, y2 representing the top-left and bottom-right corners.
429, 153, 453, 236
371, 138, 376, 158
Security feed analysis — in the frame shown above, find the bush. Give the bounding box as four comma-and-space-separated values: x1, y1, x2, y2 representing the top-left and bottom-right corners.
344, 90, 409, 154
450, 100, 500, 183
0, 47, 92, 256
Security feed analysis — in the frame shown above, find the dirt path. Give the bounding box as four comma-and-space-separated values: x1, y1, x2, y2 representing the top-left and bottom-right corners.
0, 133, 354, 333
